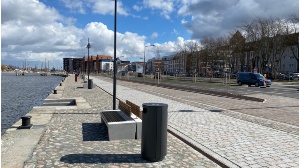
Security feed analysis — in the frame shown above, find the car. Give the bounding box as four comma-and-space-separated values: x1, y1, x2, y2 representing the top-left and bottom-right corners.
292, 73, 299, 80
214, 71, 223, 78
230, 71, 239, 79
137, 73, 143, 77
283, 73, 294, 80
237, 72, 271, 87
198, 72, 205, 77
230, 73, 237, 79
265, 78, 272, 87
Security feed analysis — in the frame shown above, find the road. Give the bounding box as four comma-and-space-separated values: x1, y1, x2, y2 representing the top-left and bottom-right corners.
117, 75, 299, 99
168, 82, 299, 99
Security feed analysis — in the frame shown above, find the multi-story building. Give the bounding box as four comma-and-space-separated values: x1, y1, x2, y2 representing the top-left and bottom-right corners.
81, 55, 112, 74
131, 62, 144, 73
63, 58, 82, 73
158, 32, 298, 78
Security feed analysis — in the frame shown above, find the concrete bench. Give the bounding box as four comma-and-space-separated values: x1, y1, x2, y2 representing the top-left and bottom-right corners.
100, 110, 136, 141
100, 100, 143, 140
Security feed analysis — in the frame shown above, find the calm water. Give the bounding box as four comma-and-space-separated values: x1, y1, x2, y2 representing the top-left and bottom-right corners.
1, 73, 63, 134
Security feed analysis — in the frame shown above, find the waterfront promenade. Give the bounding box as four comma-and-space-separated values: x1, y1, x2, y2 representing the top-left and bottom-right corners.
1, 74, 298, 167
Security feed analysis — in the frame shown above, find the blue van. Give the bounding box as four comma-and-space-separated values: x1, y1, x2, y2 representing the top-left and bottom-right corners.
237, 72, 271, 87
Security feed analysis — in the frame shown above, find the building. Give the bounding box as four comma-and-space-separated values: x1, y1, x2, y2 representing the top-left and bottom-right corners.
81, 55, 112, 74
158, 32, 298, 78
63, 58, 82, 73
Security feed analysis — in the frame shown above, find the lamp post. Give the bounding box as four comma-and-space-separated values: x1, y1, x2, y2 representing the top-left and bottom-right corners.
86, 38, 91, 87
113, 0, 117, 110
143, 44, 155, 82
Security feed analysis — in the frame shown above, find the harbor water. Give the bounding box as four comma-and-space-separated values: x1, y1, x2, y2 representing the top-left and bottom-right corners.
1, 73, 63, 135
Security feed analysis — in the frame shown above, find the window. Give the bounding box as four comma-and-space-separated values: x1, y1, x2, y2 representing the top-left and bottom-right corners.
250, 51, 253, 59
289, 64, 294, 68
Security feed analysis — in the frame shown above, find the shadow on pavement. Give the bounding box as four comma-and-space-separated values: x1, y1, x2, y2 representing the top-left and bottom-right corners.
178, 109, 224, 113
82, 123, 109, 141
209, 109, 224, 112
60, 154, 150, 164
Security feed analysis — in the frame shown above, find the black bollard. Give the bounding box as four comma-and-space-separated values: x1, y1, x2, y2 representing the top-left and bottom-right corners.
18, 116, 33, 129
60, 83, 62, 86
54, 90, 57, 94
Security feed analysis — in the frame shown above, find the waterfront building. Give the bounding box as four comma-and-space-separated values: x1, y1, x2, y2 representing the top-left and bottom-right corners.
81, 55, 112, 74
63, 58, 82, 73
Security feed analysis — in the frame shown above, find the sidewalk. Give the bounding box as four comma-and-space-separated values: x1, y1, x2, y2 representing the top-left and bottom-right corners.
2, 74, 298, 167
90, 75, 299, 168
1, 75, 220, 168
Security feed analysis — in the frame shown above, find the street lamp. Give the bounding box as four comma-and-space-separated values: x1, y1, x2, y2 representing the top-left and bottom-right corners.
113, 0, 117, 110
143, 44, 155, 82
86, 38, 91, 88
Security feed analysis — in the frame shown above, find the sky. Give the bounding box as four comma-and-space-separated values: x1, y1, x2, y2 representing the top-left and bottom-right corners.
1, 0, 299, 69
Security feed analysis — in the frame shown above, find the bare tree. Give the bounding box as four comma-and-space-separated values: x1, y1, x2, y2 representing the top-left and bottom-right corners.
240, 14, 298, 76
201, 36, 221, 77
285, 14, 299, 72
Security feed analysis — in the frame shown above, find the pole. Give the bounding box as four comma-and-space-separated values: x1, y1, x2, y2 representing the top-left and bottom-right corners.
143, 46, 145, 82
113, 0, 117, 110
87, 38, 90, 81
143, 45, 155, 82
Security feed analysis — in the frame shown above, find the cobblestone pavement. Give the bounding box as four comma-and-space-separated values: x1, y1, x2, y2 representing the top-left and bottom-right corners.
24, 75, 220, 168
98, 77, 299, 134
90, 76, 299, 168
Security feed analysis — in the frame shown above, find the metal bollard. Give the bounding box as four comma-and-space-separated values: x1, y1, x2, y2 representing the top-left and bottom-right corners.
53, 90, 57, 94
60, 83, 62, 86
18, 116, 33, 129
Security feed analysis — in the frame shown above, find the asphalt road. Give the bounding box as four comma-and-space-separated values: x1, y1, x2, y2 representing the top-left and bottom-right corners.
125, 76, 299, 99
168, 82, 299, 99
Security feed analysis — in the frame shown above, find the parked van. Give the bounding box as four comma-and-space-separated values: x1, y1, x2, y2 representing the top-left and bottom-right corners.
237, 72, 271, 87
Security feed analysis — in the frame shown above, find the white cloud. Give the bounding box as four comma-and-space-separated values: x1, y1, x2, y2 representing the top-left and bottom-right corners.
151, 32, 159, 39
172, 29, 179, 36
178, 0, 299, 39
1, 0, 62, 25
181, 19, 188, 24
91, 0, 128, 16
133, 5, 143, 12
59, 0, 86, 14
1, 0, 149, 66
143, 0, 174, 19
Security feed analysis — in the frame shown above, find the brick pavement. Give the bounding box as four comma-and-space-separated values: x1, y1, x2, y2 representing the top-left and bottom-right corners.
90, 76, 299, 168
23, 75, 220, 168
98, 76, 299, 135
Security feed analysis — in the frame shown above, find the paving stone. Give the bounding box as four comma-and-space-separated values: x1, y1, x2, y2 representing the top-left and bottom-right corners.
88, 75, 299, 168
23, 75, 220, 168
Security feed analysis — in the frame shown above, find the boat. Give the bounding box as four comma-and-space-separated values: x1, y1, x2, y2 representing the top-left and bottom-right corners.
40, 72, 48, 76
40, 58, 50, 76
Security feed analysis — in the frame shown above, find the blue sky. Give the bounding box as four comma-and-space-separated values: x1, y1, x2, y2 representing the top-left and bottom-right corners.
1, 0, 299, 69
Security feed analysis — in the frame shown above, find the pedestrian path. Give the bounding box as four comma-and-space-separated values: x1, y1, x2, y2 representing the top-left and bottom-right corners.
91, 76, 299, 168
16, 75, 220, 168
